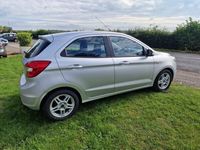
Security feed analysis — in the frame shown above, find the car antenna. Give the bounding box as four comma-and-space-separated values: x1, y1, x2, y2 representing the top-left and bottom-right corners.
95, 16, 111, 31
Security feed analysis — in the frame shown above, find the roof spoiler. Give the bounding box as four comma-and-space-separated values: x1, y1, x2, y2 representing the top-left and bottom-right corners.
38, 35, 54, 43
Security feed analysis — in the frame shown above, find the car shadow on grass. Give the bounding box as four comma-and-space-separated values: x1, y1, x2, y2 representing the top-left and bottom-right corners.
79, 87, 155, 113
0, 87, 155, 122
1, 87, 155, 120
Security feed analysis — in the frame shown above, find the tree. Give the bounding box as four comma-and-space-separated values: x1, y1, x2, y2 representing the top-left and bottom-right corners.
0, 26, 12, 33
174, 17, 200, 51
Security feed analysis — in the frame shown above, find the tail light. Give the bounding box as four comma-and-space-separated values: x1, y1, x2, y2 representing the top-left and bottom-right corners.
25, 61, 51, 78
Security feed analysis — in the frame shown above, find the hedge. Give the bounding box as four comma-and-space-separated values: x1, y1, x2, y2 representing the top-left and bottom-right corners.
122, 18, 200, 52
15, 18, 200, 52
124, 28, 177, 50
17, 32, 32, 46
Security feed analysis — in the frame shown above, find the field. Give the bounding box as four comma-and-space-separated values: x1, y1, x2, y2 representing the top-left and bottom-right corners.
0, 55, 200, 149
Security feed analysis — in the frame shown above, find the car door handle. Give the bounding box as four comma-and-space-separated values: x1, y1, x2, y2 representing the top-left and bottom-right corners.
119, 61, 130, 65
66, 64, 83, 69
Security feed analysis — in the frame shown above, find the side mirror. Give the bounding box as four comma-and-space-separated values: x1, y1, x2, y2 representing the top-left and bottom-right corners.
145, 49, 153, 57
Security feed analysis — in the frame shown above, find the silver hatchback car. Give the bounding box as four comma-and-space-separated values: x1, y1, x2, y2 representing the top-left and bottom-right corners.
20, 31, 176, 121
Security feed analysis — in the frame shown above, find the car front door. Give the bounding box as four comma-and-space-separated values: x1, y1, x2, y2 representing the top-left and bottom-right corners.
109, 36, 154, 92
56, 36, 114, 99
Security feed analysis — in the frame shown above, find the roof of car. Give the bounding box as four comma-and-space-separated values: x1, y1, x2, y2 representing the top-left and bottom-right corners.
55, 31, 126, 36
40, 31, 128, 42
39, 31, 153, 51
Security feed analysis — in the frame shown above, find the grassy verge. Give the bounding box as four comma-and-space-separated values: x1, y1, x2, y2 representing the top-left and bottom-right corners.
0, 55, 200, 149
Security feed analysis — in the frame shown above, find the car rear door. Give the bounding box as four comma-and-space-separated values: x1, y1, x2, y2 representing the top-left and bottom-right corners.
56, 36, 115, 98
109, 36, 154, 92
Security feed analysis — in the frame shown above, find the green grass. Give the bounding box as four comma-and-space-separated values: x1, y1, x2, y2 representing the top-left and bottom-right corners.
0, 55, 200, 149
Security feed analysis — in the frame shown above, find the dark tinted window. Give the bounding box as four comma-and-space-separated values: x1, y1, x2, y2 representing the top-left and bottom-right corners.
25, 39, 50, 58
110, 36, 144, 57
61, 36, 107, 57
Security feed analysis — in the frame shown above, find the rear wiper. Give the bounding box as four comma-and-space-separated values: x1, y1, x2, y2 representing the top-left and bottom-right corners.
24, 51, 28, 55
23, 51, 30, 58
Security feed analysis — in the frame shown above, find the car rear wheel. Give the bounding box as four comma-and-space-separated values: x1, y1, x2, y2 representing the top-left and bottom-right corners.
153, 69, 173, 92
42, 89, 80, 121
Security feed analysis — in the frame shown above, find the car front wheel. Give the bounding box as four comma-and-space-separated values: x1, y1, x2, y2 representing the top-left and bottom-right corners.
42, 89, 80, 121
153, 69, 173, 92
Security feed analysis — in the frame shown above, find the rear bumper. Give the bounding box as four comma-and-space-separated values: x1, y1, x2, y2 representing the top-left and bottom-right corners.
19, 70, 70, 110
19, 74, 40, 110
20, 93, 40, 110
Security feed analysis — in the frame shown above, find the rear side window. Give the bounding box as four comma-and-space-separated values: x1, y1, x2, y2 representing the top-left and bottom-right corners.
61, 36, 107, 57
25, 39, 51, 58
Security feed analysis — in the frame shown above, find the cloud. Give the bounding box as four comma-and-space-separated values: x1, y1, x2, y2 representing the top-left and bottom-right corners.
0, 0, 199, 30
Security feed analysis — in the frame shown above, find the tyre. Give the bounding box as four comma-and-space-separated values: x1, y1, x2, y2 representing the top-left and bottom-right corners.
3, 55, 7, 58
42, 89, 80, 121
153, 69, 173, 92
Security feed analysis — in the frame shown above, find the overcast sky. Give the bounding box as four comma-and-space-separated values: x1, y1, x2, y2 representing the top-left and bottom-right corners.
0, 0, 199, 31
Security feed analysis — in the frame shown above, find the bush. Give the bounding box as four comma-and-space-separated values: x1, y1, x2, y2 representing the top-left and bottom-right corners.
17, 32, 32, 46
119, 18, 200, 52
0, 25, 12, 33
125, 27, 177, 49
31, 29, 65, 39
122, 26, 177, 50
174, 17, 200, 51
32, 29, 51, 39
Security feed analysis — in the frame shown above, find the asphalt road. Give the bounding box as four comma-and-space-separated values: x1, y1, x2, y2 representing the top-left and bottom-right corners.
169, 52, 200, 88
169, 52, 200, 74
6, 42, 20, 55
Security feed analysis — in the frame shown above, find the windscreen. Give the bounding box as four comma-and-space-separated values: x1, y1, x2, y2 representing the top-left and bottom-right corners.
25, 39, 51, 58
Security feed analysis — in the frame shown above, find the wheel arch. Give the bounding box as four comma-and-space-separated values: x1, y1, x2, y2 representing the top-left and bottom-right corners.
40, 86, 82, 110
152, 67, 174, 91
154, 67, 175, 82
163, 67, 174, 79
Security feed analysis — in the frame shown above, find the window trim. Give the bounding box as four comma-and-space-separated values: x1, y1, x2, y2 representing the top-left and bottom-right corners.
108, 36, 147, 58
60, 36, 111, 58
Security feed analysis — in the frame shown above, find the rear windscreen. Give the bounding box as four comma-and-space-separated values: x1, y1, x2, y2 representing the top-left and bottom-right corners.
25, 39, 51, 58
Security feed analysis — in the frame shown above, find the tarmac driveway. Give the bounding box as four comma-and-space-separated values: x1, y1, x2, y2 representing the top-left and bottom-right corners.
169, 52, 200, 88
5, 42, 20, 55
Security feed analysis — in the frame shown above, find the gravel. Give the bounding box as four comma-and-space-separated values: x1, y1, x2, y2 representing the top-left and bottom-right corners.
174, 70, 200, 88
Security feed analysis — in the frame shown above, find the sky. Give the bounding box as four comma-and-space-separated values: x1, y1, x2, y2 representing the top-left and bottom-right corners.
0, 0, 200, 31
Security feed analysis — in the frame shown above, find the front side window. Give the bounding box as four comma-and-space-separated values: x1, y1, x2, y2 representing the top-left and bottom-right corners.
62, 36, 106, 57
110, 36, 144, 57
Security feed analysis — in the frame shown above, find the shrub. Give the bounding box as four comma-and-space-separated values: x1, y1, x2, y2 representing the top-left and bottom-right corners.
0, 25, 12, 33
120, 18, 200, 52
32, 29, 50, 39
124, 26, 177, 49
174, 17, 200, 51
31, 29, 65, 39
17, 32, 32, 46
